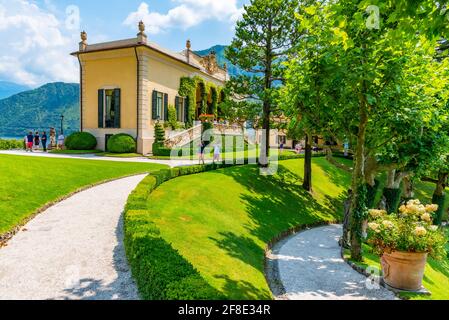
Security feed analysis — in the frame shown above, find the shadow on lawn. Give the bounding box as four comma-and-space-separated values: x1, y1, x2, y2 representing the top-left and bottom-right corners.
209, 164, 347, 275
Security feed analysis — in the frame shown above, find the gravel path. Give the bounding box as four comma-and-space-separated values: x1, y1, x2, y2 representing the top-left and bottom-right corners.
0, 175, 147, 300
268, 224, 396, 300
0, 150, 211, 168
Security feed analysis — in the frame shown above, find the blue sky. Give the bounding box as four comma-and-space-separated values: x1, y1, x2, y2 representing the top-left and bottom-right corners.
0, 0, 249, 87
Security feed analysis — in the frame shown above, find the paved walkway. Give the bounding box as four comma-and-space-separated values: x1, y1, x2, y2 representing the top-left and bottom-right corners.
268, 224, 396, 300
0, 175, 147, 300
0, 150, 211, 168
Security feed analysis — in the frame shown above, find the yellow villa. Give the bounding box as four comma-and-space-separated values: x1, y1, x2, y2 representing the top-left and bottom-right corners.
71, 21, 229, 155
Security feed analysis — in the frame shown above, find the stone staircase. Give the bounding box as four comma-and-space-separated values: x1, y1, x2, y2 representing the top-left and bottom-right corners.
164, 123, 249, 149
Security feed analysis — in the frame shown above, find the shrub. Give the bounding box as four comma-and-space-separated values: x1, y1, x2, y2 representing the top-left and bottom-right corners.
65, 132, 97, 150
152, 143, 175, 157
107, 134, 136, 153
367, 199, 447, 259
166, 105, 179, 130
154, 122, 165, 143
0, 139, 23, 150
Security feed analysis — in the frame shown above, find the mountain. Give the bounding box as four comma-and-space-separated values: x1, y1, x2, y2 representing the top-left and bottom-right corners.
0, 81, 31, 100
194, 45, 249, 78
0, 82, 80, 137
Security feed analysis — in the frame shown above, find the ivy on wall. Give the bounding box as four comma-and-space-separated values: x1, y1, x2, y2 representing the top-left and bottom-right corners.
179, 76, 225, 128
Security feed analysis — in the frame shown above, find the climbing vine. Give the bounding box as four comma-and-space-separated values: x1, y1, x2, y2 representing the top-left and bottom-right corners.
178, 76, 225, 128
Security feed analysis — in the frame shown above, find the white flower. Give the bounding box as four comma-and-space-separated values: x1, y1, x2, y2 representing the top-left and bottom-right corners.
414, 226, 427, 237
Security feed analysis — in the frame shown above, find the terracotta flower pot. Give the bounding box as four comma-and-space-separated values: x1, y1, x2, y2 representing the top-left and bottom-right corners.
381, 251, 428, 291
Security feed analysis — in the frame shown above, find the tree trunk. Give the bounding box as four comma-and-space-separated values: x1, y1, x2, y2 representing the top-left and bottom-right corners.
349, 97, 369, 261
303, 132, 312, 192
259, 20, 273, 168
383, 170, 406, 213
402, 175, 414, 199
432, 171, 448, 226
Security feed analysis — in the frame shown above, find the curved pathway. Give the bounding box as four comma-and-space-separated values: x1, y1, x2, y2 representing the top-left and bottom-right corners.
0, 150, 211, 168
268, 224, 396, 300
0, 175, 146, 300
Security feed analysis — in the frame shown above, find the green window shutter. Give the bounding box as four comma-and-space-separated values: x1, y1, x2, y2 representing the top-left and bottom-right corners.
114, 89, 121, 128
98, 89, 104, 128
164, 93, 169, 121
175, 96, 180, 122
184, 97, 189, 123
152, 90, 157, 120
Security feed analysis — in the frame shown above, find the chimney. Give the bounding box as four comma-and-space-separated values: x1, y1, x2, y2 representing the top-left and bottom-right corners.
79, 31, 88, 51
137, 21, 147, 44
186, 39, 191, 64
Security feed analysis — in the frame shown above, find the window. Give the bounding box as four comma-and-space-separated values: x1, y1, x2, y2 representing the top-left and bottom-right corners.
98, 88, 120, 129
152, 90, 168, 121
278, 135, 287, 145
176, 96, 185, 122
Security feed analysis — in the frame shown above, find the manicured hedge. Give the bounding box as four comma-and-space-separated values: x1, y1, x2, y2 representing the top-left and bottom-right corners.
0, 139, 23, 150
124, 155, 324, 300
107, 134, 136, 153
124, 171, 225, 300
65, 132, 97, 150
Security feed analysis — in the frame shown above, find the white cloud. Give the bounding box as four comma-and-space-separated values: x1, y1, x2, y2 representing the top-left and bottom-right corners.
124, 0, 243, 34
0, 0, 79, 87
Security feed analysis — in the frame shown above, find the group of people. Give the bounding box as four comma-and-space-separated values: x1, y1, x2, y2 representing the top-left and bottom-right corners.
198, 141, 222, 164
24, 129, 64, 152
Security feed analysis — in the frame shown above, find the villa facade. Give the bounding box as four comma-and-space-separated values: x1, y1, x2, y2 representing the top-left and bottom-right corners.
71, 22, 228, 155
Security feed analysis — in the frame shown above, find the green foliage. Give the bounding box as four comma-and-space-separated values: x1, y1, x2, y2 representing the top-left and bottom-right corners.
179, 77, 224, 128
154, 122, 165, 143
65, 132, 97, 150
166, 105, 178, 130
0, 139, 23, 150
0, 82, 80, 137
432, 193, 446, 226
107, 134, 136, 154
383, 188, 403, 214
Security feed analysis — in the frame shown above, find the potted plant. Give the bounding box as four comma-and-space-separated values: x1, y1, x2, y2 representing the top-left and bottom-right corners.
366, 200, 447, 292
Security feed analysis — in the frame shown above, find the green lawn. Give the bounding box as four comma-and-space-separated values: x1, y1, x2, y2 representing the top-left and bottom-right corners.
49, 149, 103, 154
143, 158, 351, 299
0, 154, 168, 235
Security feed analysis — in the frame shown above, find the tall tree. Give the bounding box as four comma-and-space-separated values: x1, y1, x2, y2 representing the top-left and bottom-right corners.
283, 0, 449, 261
226, 0, 300, 167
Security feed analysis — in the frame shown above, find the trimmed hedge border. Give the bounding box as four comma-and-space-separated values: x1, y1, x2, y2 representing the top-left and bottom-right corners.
123, 153, 326, 300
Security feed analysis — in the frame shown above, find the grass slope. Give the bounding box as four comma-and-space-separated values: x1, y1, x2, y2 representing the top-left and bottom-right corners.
144, 158, 351, 299
0, 154, 167, 235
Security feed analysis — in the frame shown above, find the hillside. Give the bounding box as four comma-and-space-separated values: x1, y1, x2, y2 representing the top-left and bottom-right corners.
0, 81, 31, 100
0, 82, 80, 137
195, 45, 248, 77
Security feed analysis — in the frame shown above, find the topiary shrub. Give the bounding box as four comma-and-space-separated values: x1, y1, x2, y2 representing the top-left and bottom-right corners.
65, 132, 97, 150
107, 133, 136, 153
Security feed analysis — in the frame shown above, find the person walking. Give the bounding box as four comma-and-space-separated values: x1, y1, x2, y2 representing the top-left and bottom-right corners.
33, 131, 40, 151
41, 131, 48, 152
26, 132, 34, 152
198, 141, 206, 165
57, 132, 65, 150
213, 142, 221, 163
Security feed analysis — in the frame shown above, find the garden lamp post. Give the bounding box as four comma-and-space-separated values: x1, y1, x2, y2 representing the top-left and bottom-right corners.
60, 115, 64, 135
